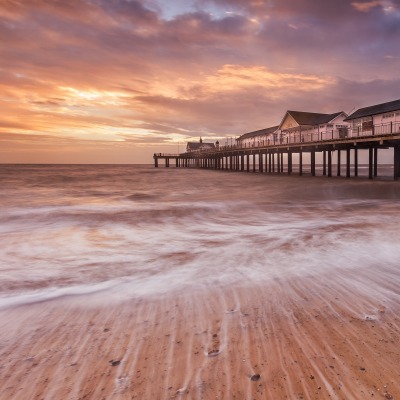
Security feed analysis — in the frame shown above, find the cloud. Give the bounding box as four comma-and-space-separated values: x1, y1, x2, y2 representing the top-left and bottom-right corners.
0, 0, 399, 163
351, 0, 396, 12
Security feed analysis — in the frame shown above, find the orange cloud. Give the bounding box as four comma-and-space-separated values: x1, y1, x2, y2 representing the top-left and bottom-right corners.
351, 0, 391, 12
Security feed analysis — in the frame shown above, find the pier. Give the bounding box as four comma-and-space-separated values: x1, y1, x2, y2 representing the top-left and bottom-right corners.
154, 98, 400, 180
154, 132, 400, 180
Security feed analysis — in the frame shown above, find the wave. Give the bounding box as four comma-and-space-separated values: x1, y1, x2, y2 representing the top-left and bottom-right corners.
1, 165, 400, 308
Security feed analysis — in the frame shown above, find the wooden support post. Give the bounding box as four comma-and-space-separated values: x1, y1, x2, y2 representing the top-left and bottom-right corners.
272, 153, 275, 173
346, 148, 351, 178
328, 150, 332, 177
154, 157, 159, 168
241, 154, 244, 171
268, 153, 271, 173
311, 150, 316, 176
337, 150, 341, 176
230, 155, 233, 170
288, 151, 292, 175
280, 153, 284, 173
374, 147, 378, 177
368, 147, 373, 179
299, 150, 303, 176
322, 151, 326, 176
166, 158, 170, 168
354, 148, 358, 177
394, 146, 400, 180
246, 154, 250, 172
259, 153, 263, 173
276, 152, 279, 173
253, 154, 256, 172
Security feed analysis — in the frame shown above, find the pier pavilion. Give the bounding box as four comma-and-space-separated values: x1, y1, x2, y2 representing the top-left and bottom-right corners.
154, 98, 400, 180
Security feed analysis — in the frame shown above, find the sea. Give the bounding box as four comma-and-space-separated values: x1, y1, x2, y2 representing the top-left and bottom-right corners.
1, 164, 400, 309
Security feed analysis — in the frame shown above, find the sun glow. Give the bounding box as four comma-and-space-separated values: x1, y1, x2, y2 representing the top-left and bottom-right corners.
58, 87, 128, 106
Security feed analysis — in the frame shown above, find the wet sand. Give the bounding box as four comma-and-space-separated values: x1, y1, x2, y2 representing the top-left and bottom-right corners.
1, 267, 400, 400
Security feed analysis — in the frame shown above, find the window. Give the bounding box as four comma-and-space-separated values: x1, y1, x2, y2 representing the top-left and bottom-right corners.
382, 113, 394, 119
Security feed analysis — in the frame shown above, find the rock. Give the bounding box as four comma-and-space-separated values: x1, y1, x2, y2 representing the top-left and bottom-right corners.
207, 349, 219, 357
109, 360, 121, 366
360, 367, 366, 371
384, 393, 393, 400
251, 374, 260, 381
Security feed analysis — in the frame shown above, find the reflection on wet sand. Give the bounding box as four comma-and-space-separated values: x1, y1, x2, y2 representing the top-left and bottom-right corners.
1, 264, 399, 399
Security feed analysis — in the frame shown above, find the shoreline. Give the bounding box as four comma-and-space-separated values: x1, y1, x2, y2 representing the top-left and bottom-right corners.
1, 267, 399, 399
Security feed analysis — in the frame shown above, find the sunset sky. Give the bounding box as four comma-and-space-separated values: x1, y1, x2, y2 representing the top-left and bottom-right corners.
1, 0, 400, 164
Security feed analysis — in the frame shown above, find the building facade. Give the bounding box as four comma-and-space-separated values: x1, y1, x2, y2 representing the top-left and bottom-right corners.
344, 98, 400, 136
278, 111, 349, 144
236, 126, 279, 148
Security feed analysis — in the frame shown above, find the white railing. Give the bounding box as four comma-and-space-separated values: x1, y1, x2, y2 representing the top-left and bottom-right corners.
180, 122, 400, 155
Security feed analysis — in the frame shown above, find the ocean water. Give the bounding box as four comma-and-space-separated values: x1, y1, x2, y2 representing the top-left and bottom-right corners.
1, 164, 400, 309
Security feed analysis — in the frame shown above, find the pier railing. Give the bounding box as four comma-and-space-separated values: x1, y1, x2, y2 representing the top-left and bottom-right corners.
153, 153, 180, 157
190, 121, 400, 153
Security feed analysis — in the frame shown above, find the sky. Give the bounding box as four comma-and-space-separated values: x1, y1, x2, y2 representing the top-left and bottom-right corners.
1, 0, 400, 164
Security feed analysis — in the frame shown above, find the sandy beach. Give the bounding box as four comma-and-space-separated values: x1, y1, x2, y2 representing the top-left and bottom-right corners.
1, 265, 399, 400
2, 166, 400, 399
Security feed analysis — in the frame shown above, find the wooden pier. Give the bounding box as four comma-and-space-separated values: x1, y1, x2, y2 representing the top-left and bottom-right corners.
154, 133, 400, 180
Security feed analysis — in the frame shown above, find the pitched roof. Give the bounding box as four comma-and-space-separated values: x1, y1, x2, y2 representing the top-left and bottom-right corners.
344, 98, 400, 121
186, 142, 215, 151
237, 125, 279, 141
285, 111, 343, 126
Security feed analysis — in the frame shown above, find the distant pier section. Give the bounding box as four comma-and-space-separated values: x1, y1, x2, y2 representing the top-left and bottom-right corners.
154, 98, 400, 180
